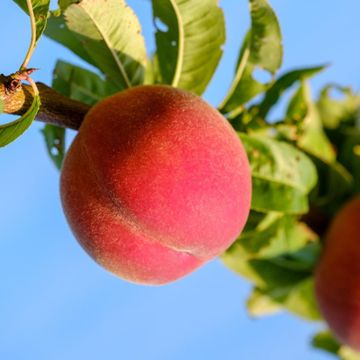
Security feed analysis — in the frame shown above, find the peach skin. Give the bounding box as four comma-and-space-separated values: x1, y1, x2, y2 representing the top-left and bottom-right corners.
60, 85, 252, 285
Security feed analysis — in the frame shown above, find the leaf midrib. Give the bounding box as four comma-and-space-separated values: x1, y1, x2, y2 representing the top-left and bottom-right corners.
170, 0, 184, 87
77, 2, 131, 88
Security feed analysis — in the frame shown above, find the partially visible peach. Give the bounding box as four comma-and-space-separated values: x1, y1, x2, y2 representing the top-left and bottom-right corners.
60, 85, 251, 285
315, 195, 360, 349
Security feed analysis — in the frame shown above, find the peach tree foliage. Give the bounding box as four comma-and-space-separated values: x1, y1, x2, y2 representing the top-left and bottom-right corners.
1, 0, 360, 358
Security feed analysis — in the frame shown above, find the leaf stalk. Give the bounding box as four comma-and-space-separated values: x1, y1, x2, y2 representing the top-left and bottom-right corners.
20, 0, 38, 70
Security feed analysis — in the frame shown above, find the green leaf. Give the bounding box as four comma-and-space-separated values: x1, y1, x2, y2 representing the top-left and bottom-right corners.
45, 15, 98, 67
286, 83, 308, 121
13, 0, 50, 42
0, 95, 41, 147
270, 124, 353, 208
230, 211, 317, 259
222, 212, 319, 291
223, 214, 321, 319
64, 0, 147, 89
312, 331, 341, 356
249, 0, 282, 73
144, 54, 162, 85
231, 214, 321, 321
287, 81, 336, 163
222, 251, 311, 289
223, 220, 318, 286
240, 133, 317, 214
317, 85, 360, 129
338, 129, 360, 194
258, 65, 326, 119
249, 278, 321, 321
151, 0, 176, 85
276, 278, 321, 320
309, 154, 353, 208
152, 0, 225, 95
312, 331, 360, 360
219, 0, 282, 113
41, 125, 65, 169
52, 60, 118, 105
218, 32, 266, 114
282, 241, 321, 271
247, 287, 281, 317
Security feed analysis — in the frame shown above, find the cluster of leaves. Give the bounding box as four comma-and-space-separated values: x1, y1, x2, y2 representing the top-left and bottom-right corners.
4, 0, 360, 358
216, 3, 359, 360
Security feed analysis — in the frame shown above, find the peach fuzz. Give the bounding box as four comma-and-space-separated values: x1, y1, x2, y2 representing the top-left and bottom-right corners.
60, 85, 252, 285
315, 195, 360, 349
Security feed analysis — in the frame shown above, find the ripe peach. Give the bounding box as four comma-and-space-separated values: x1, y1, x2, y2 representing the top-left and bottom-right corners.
315, 195, 360, 349
60, 85, 251, 285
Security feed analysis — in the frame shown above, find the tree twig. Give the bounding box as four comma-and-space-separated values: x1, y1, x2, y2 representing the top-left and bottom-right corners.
0, 75, 90, 130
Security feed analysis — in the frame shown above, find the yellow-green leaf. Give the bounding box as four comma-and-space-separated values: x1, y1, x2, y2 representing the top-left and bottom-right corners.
64, 0, 147, 89
152, 0, 225, 95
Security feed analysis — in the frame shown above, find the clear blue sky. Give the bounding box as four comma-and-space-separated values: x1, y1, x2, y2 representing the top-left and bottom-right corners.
1, 1, 359, 359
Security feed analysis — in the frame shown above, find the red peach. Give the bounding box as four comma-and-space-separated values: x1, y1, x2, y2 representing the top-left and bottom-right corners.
315, 195, 360, 349
60, 85, 251, 285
